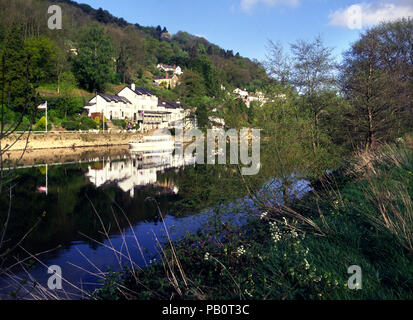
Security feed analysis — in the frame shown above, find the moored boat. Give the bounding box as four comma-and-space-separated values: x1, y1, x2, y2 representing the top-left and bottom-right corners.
129, 134, 175, 152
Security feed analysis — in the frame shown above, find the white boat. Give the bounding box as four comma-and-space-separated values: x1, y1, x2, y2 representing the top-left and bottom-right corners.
129, 135, 175, 152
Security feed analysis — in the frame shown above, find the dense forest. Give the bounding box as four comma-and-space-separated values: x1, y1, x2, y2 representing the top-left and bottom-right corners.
0, 0, 268, 92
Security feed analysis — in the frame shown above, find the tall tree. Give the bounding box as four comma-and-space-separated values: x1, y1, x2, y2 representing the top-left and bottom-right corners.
264, 40, 291, 86
0, 24, 33, 112
190, 55, 220, 97
73, 23, 115, 92
290, 37, 337, 151
176, 69, 206, 99
341, 18, 413, 149
25, 36, 59, 84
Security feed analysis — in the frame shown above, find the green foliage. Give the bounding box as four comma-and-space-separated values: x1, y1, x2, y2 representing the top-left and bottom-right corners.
176, 69, 206, 99
46, 96, 85, 118
61, 116, 98, 131
223, 98, 250, 128
189, 55, 220, 97
25, 36, 59, 83
59, 71, 78, 95
0, 1, 271, 103
112, 119, 127, 129
0, 24, 33, 112
340, 18, 413, 149
73, 23, 115, 92
35, 116, 51, 131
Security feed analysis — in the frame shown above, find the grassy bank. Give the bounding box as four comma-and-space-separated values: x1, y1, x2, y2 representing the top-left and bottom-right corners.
94, 137, 413, 300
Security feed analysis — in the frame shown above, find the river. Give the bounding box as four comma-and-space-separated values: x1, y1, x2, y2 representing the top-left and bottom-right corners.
0, 146, 311, 299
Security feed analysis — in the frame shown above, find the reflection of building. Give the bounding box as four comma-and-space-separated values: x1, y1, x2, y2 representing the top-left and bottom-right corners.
85, 151, 195, 198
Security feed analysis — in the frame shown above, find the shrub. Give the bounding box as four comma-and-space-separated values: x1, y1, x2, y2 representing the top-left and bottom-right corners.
46, 97, 86, 118
61, 121, 79, 131
112, 120, 127, 129
79, 117, 98, 130
35, 116, 52, 131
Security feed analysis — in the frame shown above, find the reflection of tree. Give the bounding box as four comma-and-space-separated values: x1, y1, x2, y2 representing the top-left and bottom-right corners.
0, 38, 38, 281
164, 163, 266, 216
0, 163, 179, 256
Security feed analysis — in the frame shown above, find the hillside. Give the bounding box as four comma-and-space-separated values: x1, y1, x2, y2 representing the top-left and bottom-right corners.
0, 0, 269, 93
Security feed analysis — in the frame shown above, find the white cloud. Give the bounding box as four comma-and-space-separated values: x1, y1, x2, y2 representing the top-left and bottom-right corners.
329, 1, 413, 30
240, 0, 300, 13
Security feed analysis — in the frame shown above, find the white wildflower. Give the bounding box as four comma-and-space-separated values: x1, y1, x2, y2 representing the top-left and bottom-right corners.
237, 245, 246, 257
304, 258, 310, 270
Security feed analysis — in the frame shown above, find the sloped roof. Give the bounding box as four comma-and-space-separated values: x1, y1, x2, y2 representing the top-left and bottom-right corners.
129, 86, 155, 96
158, 100, 181, 109
158, 63, 177, 69
98, 93, 131, 104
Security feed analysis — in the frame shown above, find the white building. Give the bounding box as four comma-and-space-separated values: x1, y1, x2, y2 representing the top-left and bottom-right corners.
117, 84, 159, 113
85, 159, 165, 198
84, 84, 188, 131
233, 88, 249, 98
157, 63, 183, 76
233, 88, 271, 108
84, 94, 134, 120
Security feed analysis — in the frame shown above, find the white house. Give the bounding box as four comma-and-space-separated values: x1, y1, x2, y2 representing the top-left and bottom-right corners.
157, 63, 183, 76
233, 88, 272, 108
117, 84, 159, 112
233, 88, 249, 98
84, 93, 133, 120
84, 84, 188, 131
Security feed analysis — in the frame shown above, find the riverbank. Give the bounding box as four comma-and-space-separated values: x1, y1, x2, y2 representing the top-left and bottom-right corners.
2, 131, 143, 152
94, 138, 413, 300
4, 145, 131, 166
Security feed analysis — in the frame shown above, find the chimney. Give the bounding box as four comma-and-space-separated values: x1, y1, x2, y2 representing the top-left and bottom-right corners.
131, 83, 136, 91
165, 72, 168, 79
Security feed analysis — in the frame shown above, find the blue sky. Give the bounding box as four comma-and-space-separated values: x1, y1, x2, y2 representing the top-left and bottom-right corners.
77, 0, 413, 62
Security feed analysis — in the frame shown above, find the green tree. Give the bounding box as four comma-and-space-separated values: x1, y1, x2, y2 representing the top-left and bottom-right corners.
59, 71, 78, 95
266, 37, 338, 152
190, 55, 220, 97
73, 23, 115, 92
341, 18, 413, 149
157, 42, 174, 64
176, 69, 206, 99
0, 24, 33, 112
24, 36, 59, 83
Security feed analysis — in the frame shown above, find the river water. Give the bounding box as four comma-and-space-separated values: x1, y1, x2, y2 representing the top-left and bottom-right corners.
0, 147, 311, 299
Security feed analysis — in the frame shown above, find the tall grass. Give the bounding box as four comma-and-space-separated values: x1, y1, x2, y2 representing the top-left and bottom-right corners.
350, 141, 413, 254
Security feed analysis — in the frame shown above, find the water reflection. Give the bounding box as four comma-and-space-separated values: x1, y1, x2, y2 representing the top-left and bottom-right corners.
85, 151, 195, 198
0, 149, 206, 298
0, 146, 308, 299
